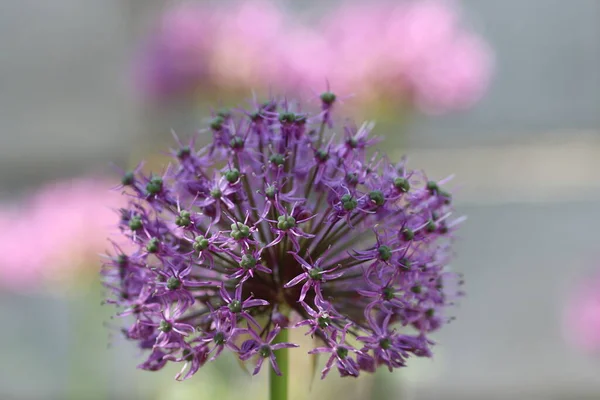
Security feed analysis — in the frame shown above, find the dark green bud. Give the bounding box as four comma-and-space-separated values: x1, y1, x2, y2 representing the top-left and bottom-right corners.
378, 245, 392, 261
146, 238, 159, 253
210, 116, 224, 131
336, 347, 348, 359
343, 199, 357, 211
394, 177, 410, 192
128, 215, 142, 231
121, 171, 134, 186
347, 138, 358, 148
320, 91, 336, 105
315, 149, 329, 162
317, 315, 331, 329
193, 235, 209, 252
382, 287, 395, 300
177, 146, 191, 159
166, 277, 181, 291
425, 309, 435, 318
401, 228, 414, 241
426, 181, 438, 193
210, 188, 222, 198
146, 176, 163, 195
175, 210, 191, 227
308, 268, 322, 280
340, 194, 357, 211
269, 153, 285, 166
224, 168, 240, 183
345, 172, 359, 186
425, 220, 437, 233
265, 185, 278, 199
158, 320, 172, 333
240, 253, 257, 269
230, 223, 251, 240
411, 285, 422, 294
228, 300, 242, 313
214, 331, 225, 345
369, 190, 385, 207
277, 215, 296, 230
379, 338, 392, 350
278, 112, 296, 124
259, 345, 272, 358
229, 136, 244, 150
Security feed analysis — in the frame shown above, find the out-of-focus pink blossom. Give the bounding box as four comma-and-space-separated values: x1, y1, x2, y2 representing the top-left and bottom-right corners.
135, 0, 493, 114
135, 2, 216, 99
0, 177, 128, 291
384, 1, 492, 113
564, 273, 600, 353
210, 1, 286, 89
277, 27, 333, 91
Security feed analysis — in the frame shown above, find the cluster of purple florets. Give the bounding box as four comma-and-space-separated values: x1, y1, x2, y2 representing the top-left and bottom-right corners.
103, 92, 463, 380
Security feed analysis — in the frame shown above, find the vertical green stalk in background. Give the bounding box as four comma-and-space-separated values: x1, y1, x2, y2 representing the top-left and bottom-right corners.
66, 281, 110, 400
269, 328, 289, 400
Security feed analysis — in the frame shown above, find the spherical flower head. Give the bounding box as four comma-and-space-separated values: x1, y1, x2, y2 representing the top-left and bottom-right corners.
102, 93, 464, 381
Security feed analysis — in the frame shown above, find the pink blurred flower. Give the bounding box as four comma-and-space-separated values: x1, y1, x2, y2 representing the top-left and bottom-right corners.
277, 27, 333, 91
564, 273, 600, 353
386, 1, 493, 113
0, 177, 128, 291
135, 2, 216, 99
135, 0, 493, 114
210, 1, 287, 89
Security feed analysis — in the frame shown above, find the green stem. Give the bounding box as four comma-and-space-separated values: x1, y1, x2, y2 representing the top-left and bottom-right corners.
270, 328, 289, 400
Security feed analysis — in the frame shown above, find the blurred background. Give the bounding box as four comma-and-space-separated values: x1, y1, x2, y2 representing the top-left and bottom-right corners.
1, 0, 599, 399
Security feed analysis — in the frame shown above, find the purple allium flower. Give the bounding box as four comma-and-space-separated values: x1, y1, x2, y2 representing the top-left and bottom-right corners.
102, 93, 463, 380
